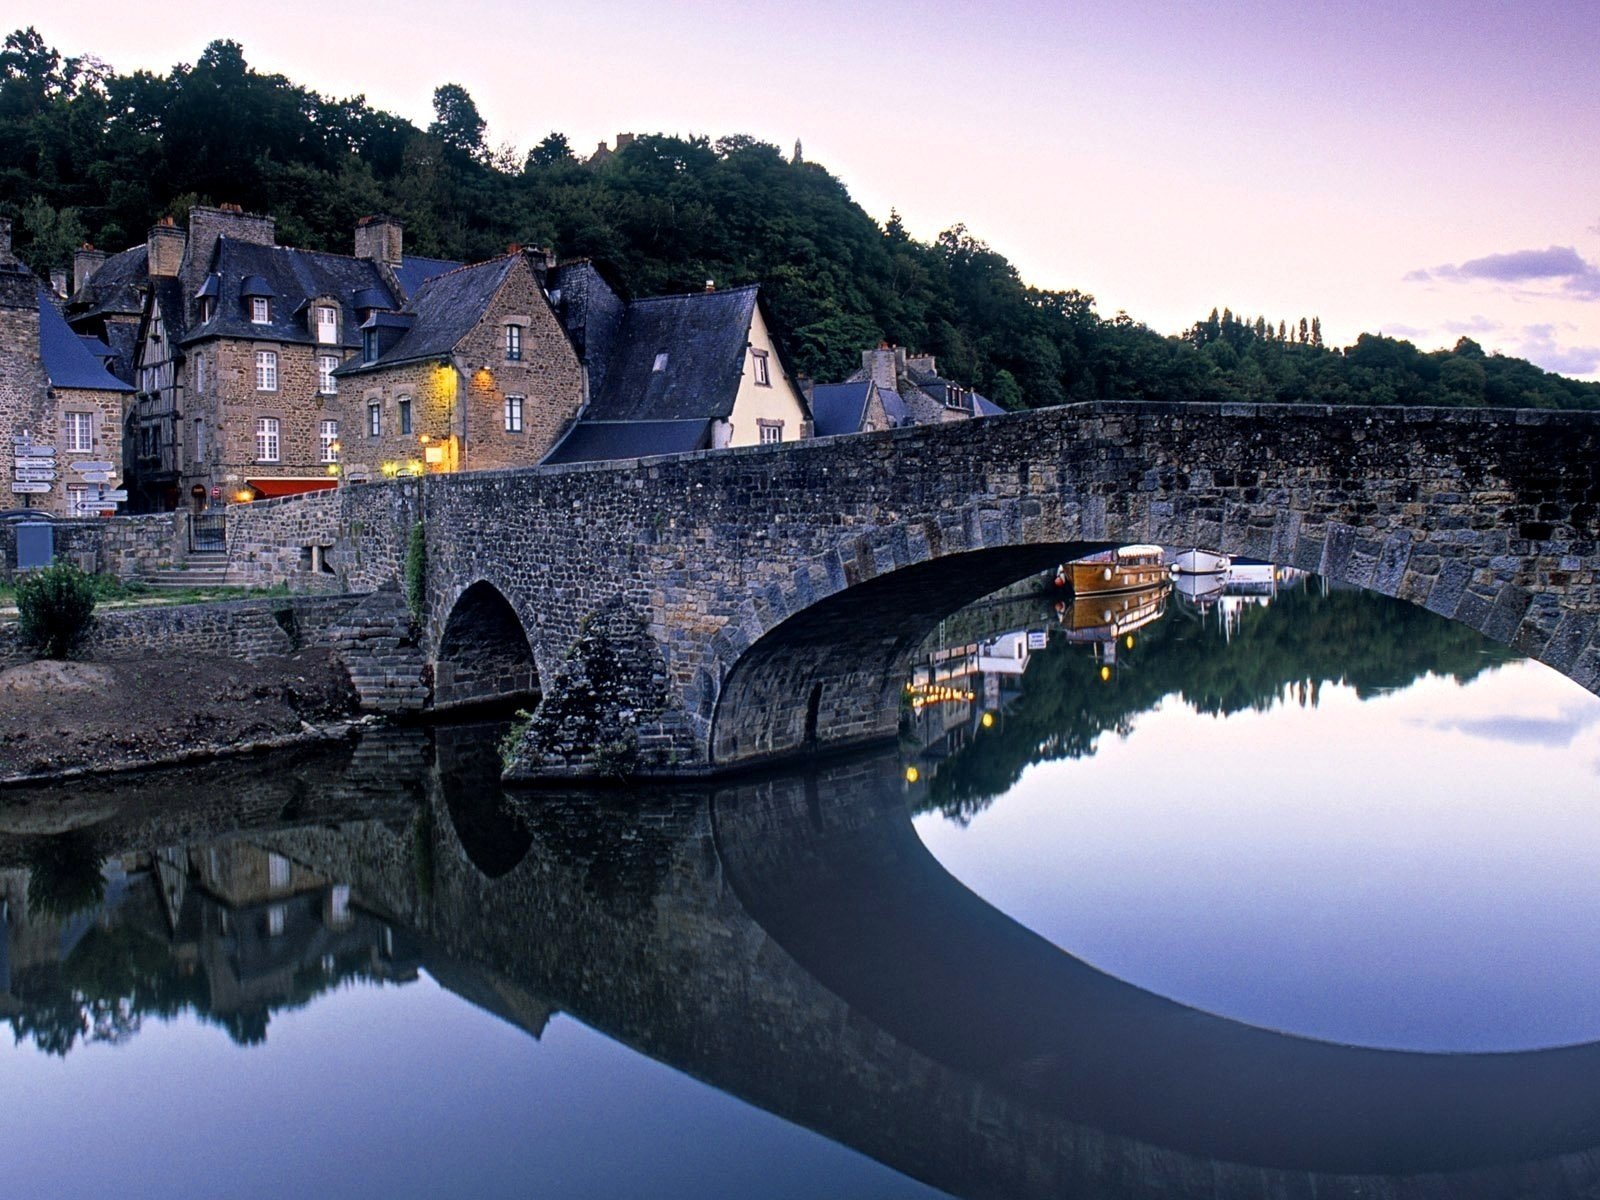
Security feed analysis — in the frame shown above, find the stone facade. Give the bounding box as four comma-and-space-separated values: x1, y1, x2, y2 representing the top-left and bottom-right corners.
222, 400, 1600, 777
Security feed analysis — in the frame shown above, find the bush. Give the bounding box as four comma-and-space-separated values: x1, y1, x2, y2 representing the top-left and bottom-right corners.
16, 563, 97, 659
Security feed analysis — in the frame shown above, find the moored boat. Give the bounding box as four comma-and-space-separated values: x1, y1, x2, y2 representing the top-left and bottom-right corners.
1058, 545, 1168, 595
1170, 548, 1231, 576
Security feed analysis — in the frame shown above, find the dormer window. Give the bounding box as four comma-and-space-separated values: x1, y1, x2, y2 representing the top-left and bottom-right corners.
316, 305, 338, 344
505, 324, 523, 361
251, 297, 271, 324
198, 296, 215, 323
653, 352, 668, 372
363, 328, 377, 363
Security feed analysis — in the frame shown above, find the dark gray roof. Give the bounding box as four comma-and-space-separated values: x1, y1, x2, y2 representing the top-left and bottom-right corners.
67, 244, 147, 322
973, 393, 1006, 416
38, 286, 134, 392
393, 255, 462, 299
541, 419, 714, 465
877, 387, 908, 425
810, 382, 874, 437
339, 256, 517, 374
583, 285, 759, 422
240, 274, 273, 297
184, 238, 402, 349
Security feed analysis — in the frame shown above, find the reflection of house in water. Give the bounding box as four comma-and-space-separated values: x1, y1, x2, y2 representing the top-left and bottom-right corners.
2, 842, 418, 1054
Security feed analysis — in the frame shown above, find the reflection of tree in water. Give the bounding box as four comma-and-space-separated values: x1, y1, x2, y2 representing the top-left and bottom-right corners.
24, 829, 106, 919
923, 585, 1517, 821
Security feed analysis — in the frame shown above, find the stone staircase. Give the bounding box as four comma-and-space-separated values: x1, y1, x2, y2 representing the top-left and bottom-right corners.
140, 551, 232, 590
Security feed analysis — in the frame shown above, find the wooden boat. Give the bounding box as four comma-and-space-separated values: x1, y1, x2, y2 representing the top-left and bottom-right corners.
1057, 545, 1168, 595
1171, 548, 1231, 576
1055, 580, 1171, 642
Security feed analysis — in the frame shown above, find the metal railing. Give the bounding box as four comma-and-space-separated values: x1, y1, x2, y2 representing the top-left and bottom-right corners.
190, 512, 227, 553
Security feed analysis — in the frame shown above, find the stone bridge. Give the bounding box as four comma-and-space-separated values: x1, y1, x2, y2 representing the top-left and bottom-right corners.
227, 400, 1600, 777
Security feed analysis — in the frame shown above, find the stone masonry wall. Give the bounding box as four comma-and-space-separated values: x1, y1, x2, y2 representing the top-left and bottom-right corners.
0, 513, 182, 582
224, 475, 419, 593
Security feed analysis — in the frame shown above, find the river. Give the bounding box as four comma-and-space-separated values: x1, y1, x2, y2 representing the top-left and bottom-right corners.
2, 570, 1598, 1199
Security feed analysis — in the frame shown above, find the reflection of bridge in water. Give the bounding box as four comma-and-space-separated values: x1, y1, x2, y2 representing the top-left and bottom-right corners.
6, 728, 1600, 1198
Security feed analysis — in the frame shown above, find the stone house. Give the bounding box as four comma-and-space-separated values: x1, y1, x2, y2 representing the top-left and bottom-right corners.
808, 380, 901, 438
0, 219, 132, 517
68, 206, 458, 511
332, 249, 584, 479
838, 344, 1005, 431
542, 274, 812, 465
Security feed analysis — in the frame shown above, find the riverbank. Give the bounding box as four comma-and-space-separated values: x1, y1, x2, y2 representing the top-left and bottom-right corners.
0, 648, 362, 785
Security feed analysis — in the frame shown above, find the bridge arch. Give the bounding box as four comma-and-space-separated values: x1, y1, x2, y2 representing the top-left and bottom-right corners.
433, 580, 541, 711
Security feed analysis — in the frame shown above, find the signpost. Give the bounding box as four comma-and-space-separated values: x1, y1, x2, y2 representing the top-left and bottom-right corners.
15, 445, 55, 458
13, 469, 57, 483
11, 482, 50, 494
98, 490, 129, 504
75, 471, 113, 485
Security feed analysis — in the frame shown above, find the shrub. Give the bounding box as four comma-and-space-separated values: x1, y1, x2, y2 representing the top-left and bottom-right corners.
404, 521, 427, 622
16, 562, 97, 659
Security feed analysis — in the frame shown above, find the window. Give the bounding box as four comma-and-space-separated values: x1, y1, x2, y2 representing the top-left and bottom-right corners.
66, 485, 89, 517
255, 417, 280, 462
505, 394, 524, 433
268, 854, 291, 890
751, 348, 771, 386
652, 352, 669, 372
251, 297, 271, 324
194, 354, 206, 393
318, 355, 339, 395
267, 905, 286, 937
320, 419, 339, 463
316, 305, 338, 344
367, 402, 381, 438
255, 350, 278, 391
362, 328, 377, 363
398, 398, 413, 435
505, 323, 523, 361
64, 411, 93, 452
194, 418, 206, 465
198, 296, 214, 323
758, 419, 784, 444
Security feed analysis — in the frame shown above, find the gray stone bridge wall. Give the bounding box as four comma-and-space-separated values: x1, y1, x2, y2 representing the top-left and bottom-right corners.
227, 401, 1600, 776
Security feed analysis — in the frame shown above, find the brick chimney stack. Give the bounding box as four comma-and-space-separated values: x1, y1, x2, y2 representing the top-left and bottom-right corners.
146, 216, 186, 278
73, 244, 106, 294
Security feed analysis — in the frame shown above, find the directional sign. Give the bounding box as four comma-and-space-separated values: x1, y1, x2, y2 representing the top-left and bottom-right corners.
70, 460, 115, 473
11, 482, 51, 494
98, 490, 128, 503
16, 445, 55, 457
13, 470, 57, 483
75, 471, 113, 484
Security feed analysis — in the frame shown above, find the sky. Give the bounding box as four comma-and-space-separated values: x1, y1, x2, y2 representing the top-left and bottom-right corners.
11, 0, 1600, 377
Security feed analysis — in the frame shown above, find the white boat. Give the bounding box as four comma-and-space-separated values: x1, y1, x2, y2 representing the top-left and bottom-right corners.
1170, 548, 1230, 576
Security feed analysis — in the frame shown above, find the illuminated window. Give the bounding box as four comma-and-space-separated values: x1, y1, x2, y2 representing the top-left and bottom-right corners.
505, 394, 524, 433
251, 297, 271, 324
320, 419, 339, 463
255, 350, 277, 391
505, 324, 523, 361
758, 419, 783, 444
316, 305, 338, 343
255, 417, 280, 462
318, 355, 339, 394
751, 349, 770, 386
398, 398, 413, 435
64, 411, 93, 452
367, 402, 381, 438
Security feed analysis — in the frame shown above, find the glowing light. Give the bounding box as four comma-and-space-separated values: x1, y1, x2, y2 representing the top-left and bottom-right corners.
981, 712, 995, 728
1099, 665, 1112, 682
233, 489, 253, 504
1125, 634, 1135, 649
325, 463, 340, 476
380, 461, 400, 478
404, 458, 424, 476
904, 766, 920, 783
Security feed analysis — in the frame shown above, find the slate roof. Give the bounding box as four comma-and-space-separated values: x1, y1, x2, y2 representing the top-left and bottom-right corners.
582, 285, 760, 422
973, 393, 1006, 416
337, 256, 517, 375
184, 238, 403, 349
542, 419, 714, 465
38, 286, 134, 392
877, 387, 908, 425
67, 244, 147, 322
810, 382, 875, 437
393, 255, 461, 299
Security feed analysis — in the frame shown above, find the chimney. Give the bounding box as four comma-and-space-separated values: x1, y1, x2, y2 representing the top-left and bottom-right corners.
147, 217, 187, 278
355, 214, 404, 267
704, 279, 716, 292
49, 268, 68, 298
907, 352, 937, 375
861, 344, 900, 392
796, 374, 814, 404
73, 244, 107, 294
616, 132, 635, 151
182, 204, 276, 295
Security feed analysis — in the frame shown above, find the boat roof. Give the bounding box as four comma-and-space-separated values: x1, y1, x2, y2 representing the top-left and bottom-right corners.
1117, 544, 1164, 556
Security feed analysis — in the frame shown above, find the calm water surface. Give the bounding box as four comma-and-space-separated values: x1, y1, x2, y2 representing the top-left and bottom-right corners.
3, 574, 1598, 1199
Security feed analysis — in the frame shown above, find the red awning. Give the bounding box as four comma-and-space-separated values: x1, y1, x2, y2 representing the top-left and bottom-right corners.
246, 478, 338, 498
